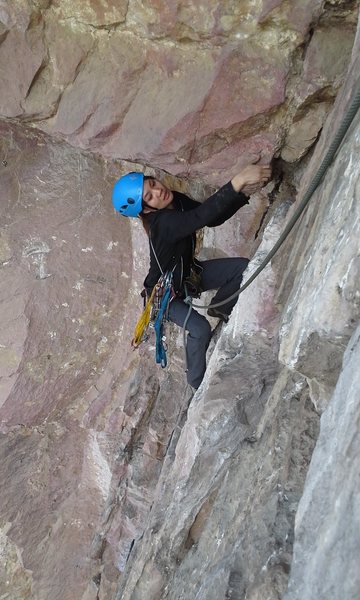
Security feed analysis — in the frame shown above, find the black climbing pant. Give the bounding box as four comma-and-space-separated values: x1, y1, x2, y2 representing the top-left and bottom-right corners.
168, 257, 249, 389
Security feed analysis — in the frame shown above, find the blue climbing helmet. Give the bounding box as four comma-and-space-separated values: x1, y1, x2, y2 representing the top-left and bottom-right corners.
112, 172, 144, 217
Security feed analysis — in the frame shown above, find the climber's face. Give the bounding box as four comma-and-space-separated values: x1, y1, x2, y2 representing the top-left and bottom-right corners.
142, 178, 174, 212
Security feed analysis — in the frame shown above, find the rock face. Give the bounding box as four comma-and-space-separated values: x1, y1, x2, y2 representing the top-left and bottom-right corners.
284, 324, 360, 600
0, 2, 359, 600
113, 30, 360, 597
0, 0, 357, 184
115, 204, 320, 600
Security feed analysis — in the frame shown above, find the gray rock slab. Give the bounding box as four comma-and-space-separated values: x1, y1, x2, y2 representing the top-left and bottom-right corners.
284, 324, 360, 600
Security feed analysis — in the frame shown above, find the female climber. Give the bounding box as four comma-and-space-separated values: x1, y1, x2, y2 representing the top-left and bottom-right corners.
112, 163, 271, 390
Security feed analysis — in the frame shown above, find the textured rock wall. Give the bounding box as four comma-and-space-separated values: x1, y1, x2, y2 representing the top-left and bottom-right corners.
278, 26, 360, 412
115, 204, 320, 600
113, 21, 360, 600
0, 0, 356, 263
0, 122, 135, 599
0, 122, 192, 598
284, 324, 360, 600
0, 0, 357, 183
0, 1, 359, 600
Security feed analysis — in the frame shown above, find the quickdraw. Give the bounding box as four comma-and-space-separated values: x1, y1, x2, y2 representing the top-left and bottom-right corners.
132, 271, 175, 368
132, 286, 156, 348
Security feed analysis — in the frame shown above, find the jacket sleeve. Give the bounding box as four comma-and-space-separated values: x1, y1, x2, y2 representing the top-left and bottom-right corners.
157, 182, 249, 242
206, 196, 249, 227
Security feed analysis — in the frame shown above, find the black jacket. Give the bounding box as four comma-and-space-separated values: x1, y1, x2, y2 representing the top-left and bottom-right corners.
143, 181, 249, 294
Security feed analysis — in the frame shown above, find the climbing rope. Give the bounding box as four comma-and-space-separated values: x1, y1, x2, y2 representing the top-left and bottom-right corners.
185, 84, 360, 311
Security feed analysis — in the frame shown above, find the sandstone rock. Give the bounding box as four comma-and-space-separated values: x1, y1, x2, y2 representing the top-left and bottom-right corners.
95, 40, 287, 182
51, 0, 127, 27
259, 0, 323, 37
113, 19, 360, 598
282, 21, 355, 164
42, 33, 147, 146
120, 0, 321, 42
0, 3, 359, 600
303, 25, 356, 90
0, 122, 193, 599
114, 205, 320, 600
0, 25, 45, 117
1, 1, 355, 181
0, 523, 33, 600
278, 33, 360, 411
284, 325, 360, 600
0, 0, 32, 31
0, 121, 165, 599
0, 121, 135, 427
281, 101, 331, 163
22, 18, 94, 119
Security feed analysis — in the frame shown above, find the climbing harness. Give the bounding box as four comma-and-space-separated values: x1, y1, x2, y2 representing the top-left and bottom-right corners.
185, 84, 360, 312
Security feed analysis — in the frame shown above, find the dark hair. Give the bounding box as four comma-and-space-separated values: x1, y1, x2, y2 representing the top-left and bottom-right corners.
139, 175, 153, 235
139, 212, 151, 235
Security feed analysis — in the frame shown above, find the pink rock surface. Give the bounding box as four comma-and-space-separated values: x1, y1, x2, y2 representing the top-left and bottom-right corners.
0, 2, 358, 599
0, 26, 45, 117
0, 122, 134, 428
0, 0, 353, 180
51, 0, 127, 27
